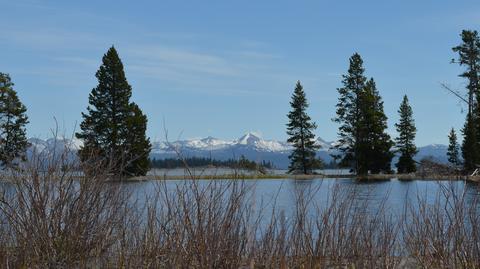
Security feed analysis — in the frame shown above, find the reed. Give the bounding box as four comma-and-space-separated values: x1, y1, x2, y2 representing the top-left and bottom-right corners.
0, 145, 477, 268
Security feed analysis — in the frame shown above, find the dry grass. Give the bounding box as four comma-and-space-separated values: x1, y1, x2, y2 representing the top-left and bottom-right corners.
0, 146, 477, 268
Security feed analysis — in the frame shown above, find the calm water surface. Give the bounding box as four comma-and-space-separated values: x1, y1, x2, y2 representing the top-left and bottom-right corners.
125, 177, 480, 217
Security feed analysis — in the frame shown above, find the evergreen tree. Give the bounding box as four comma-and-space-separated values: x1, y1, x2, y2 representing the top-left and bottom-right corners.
462, 114, 479, 171
286, 81, 320, 174
76, 46, 151, 176
447, 127, 461, 167
452, 30, 480, 118
395, 95, 417, 173
124, 103, 151, 176
452, 30, 480, 171
334, 53, 368, 174
0, 73, 29, 168
359, 79, 394, 173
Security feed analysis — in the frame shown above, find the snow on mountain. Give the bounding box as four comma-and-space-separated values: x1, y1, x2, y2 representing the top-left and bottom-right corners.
186, 136, 234, 150
26, 134, 450, 169
151, 136, 234, 154
236, 132, 261, 145
152, 132, 293, 154
234, 132, 292, 152
28, 137, 83, 154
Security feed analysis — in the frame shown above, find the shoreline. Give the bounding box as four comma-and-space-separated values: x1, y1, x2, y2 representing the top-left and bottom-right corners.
129, 173, 479, 182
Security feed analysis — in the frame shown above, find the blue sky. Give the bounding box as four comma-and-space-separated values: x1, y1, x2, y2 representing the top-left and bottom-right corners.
0, 0, 479, 145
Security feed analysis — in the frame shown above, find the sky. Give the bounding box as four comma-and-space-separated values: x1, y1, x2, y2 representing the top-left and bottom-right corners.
0, 0, 479, 145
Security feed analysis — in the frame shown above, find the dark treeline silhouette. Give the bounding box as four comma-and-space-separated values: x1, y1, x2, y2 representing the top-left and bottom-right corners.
150, 156, 274, 170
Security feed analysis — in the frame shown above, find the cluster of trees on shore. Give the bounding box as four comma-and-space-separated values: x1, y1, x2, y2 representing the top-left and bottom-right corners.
286, 53, 417, 176
2, 29, 480, 177
285, 29, 480, 175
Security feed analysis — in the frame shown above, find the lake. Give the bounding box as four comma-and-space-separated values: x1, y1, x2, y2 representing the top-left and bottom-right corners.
2, 174, 480, 268
124, 177, 480, 219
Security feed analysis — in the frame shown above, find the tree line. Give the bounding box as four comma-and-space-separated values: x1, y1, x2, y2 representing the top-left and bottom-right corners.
286, 28, 480, 175
286, 53, 417, 176
0, 29, 478, 177
150, 156, 274, 170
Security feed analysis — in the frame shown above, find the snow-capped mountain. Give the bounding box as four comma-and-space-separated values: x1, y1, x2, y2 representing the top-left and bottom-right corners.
27, 133, 448, 169
151, 132, 336, 168
26, 137, 83, 164
153, 132, 295, 154
28, 137, 82, 154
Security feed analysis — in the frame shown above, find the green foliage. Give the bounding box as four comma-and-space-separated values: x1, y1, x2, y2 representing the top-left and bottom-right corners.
452, 30, 480, 172
461, 114, 479, 171
124, 103, 151, 176
452, 30, 480, 116
447, 128, 461, 167
76, 47, 151, 177
334, 54, 392, 175
358, 79, 394, 174
286, 81, 320, 174
334, 53, 367, 173
395, 95, 417, 173
0, 73, 29, 168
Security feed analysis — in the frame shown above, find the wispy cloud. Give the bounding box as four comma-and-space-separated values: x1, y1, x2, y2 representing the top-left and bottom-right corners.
54, 57, 100, 69
127, 46, 240, 76
0, 23, 291, 96
235, 51, 282, 60
0, 27, 106, 50
405, 8, 480, 31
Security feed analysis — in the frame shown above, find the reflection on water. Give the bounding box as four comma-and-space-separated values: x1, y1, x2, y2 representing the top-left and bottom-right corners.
125, 177, 480, 218
1, 177, 478, 218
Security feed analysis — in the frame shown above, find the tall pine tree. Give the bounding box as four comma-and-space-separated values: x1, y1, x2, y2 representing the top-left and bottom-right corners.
0, 73, 29, 168
286, 81, 320, 174
452, 30, 480, 172
447, 127, 461, 167
395, 95, 417, 173
334, 54, 392, 175
334, 53, 367, 174
359, 79, 394, 174
76, 46, 151, 176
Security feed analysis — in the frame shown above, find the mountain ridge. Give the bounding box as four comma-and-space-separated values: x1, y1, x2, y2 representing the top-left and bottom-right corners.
27, 132, 449, 169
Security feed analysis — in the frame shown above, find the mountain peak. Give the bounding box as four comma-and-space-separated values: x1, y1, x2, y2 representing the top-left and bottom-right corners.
237, 132, 262, 145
